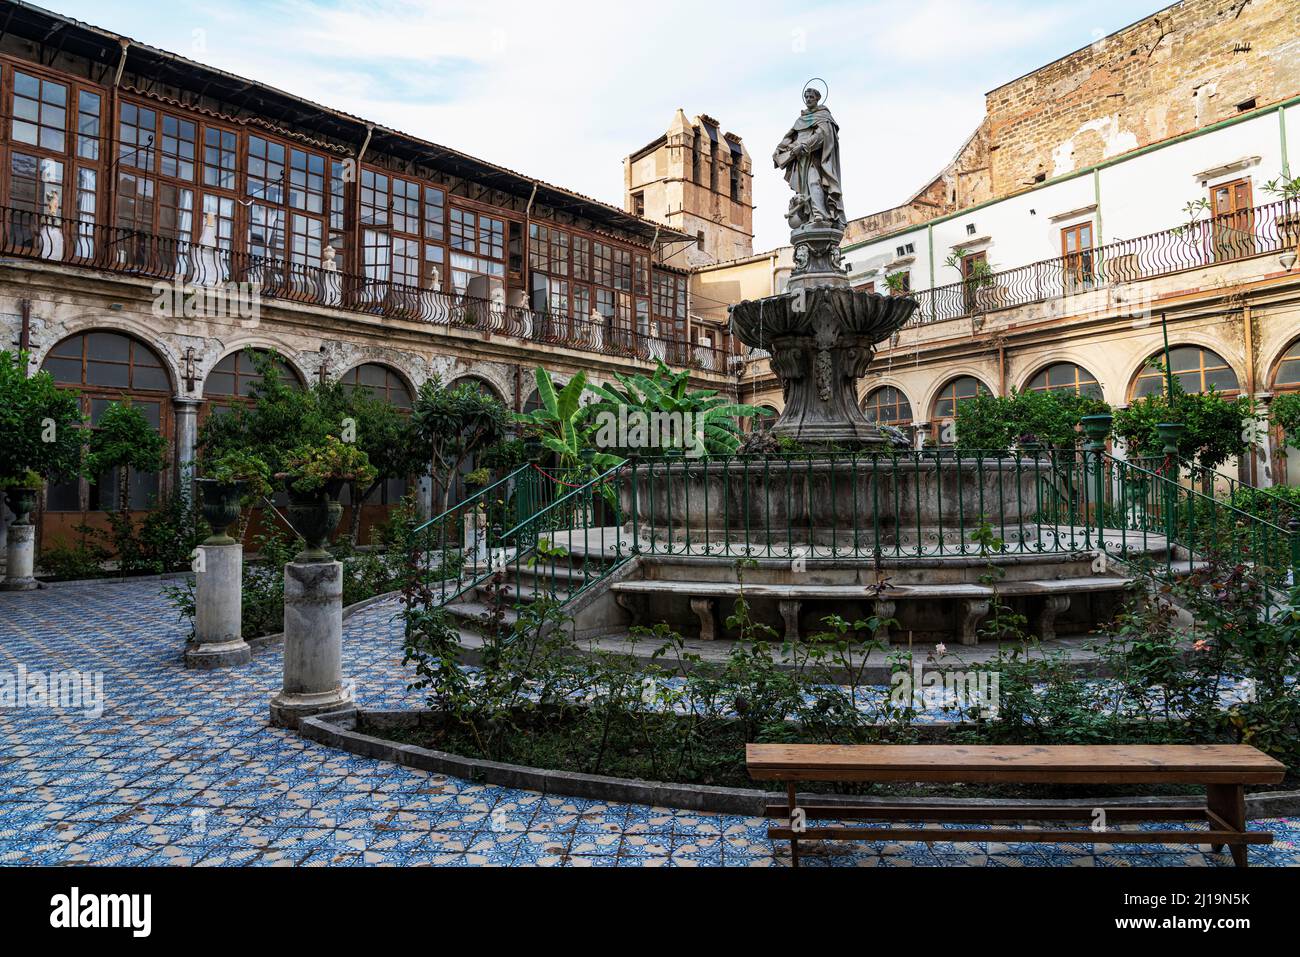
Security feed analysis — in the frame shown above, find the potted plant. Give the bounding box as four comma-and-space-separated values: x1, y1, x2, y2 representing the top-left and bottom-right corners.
463, 467, 491, 493
280, 436, 377, 562
1, 470, 42, 525
197, 450, 270, 544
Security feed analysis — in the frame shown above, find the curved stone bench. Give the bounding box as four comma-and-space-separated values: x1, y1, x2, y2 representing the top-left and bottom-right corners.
610, 577, 1134, 644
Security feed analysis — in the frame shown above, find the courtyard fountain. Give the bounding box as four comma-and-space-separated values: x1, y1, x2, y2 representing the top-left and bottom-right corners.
624, 83, 1055, 551
729, 82, 916, 448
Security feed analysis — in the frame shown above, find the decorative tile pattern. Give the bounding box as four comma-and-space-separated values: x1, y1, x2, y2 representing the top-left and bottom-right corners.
1, 580, 1297, 867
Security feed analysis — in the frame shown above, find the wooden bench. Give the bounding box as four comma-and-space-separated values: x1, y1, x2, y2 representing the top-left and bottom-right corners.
746, 743, 1286, 867
613, 578, 1132, 644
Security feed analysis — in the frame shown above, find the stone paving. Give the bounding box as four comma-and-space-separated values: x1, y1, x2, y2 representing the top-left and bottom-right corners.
1, 579, 1297, 867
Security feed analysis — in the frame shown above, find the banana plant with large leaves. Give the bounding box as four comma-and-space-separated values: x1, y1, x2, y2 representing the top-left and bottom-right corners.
584, 360, 772, 457
511, 367, 622, 471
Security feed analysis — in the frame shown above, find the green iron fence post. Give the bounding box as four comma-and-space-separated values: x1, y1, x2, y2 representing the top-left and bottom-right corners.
1290, 517, 1300, 590
1157, 423, 1184, 562
1080, 413, 1113, 553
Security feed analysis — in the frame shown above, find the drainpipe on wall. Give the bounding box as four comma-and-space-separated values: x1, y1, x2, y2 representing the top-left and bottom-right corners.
351, 124, 374, 280
522, 181, 538, 307
18, 298, 31, 365
1243, 301, 1257, 486
104, 39, 130, 245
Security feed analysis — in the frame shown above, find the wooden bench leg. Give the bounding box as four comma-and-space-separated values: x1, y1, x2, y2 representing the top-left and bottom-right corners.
874, 599, 895, 646
1038, 595, 1070, 642
690, 597, 717, 642
787, 783, 800, 868
779, 600, 801, 642
959, 599, 990, 646
1207, 784, 1248, 867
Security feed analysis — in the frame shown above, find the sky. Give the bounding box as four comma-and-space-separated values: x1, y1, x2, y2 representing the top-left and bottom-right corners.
48, 0, 1169, 251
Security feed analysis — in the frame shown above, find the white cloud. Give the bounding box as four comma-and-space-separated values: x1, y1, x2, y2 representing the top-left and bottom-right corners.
58, 0, 1123, 249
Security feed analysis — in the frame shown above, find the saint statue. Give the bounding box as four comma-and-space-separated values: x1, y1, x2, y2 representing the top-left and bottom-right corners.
774, 86, 845, 231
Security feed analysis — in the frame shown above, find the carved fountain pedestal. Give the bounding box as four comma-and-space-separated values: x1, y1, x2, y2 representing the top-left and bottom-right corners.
730, 223, 917, 448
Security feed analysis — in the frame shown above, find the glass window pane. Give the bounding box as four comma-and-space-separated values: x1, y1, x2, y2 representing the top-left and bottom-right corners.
86, 361, 129, 388
43, 356, 82, 384
87, 332, 130, 361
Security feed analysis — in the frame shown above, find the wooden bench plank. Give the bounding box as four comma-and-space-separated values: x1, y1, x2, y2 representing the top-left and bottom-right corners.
746, 744, 1286, 785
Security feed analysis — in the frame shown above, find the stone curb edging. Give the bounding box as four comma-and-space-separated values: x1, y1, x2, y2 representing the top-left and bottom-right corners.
245, 589, 401, 651
299, 707, 1300, 820
31, 569, 195, 589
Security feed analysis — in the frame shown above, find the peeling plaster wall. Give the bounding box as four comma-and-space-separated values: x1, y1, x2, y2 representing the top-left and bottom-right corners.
987, 0, 1300, 196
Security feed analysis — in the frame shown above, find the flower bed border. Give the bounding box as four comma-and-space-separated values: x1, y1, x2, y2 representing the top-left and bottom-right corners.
299, 707, 1300, 819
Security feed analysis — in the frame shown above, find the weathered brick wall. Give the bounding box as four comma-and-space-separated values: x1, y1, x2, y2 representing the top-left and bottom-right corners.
987, 0, 1300, 195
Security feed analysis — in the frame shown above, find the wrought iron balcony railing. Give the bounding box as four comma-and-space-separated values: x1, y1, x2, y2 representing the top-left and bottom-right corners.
0, 206, 728, 372
904, 196, 1300, 326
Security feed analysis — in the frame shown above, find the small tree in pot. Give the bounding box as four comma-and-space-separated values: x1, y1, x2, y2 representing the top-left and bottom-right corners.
197, 450, 271, 545
279, 436, 377, 562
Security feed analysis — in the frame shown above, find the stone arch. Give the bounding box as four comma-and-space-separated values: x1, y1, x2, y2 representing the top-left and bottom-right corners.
860, 383, 916, 426
918, 367, 996, 423
1125, 343, 1242, 402
1265, 335, 1300, 391
339, 361, 417, 408
202, 338, 309, 397
1016, 360, 1104, 398
31, 313, 184, 396
447, 374, 508, 405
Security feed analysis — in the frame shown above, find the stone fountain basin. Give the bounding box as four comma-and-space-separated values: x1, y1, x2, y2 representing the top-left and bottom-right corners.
622, 455, 1061, 547
728, 285, 917, 351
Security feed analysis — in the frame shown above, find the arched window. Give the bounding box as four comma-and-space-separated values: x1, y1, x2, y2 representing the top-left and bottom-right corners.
339, 363, 412, 410
1131, 346, 1238, 399
931, 376, 990, 421
1271, 342, 1300, 486
41, 331, 172, 512
754, 405, 779, 432
1272, 341, 1300, 390
204, 348, 302, 400
449, 375, 505, 405
1026, 362, 1102, 398
862, 386, 912, 426
521, 378, 565, 416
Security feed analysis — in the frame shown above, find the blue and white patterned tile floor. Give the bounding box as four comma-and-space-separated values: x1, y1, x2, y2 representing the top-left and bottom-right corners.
1, 579, 1297, 867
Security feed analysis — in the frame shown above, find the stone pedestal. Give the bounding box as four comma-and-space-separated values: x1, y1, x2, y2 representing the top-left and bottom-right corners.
269, 560, 352, 728
185, 542, 251, 669
1, 524, 37, 591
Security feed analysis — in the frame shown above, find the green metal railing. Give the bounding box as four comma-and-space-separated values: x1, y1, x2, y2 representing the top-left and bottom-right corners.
1097, 453, 1298, 591
1126, 455, 1300, 533
494, 463, 631, 609
408, 464, 541, 608
402, 448, 1300, 618
408, 461, 627, 611
625, 449, 1107, 559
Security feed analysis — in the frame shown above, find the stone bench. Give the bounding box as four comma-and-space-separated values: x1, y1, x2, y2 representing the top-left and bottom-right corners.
609, 577, 1133, 644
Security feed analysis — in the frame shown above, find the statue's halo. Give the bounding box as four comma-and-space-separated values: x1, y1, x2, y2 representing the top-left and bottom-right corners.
802, 77, 829, 105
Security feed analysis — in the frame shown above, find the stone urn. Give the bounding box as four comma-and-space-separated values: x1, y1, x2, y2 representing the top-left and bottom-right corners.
3, 485, 38, 525
196, 478, 245, 545
285, 479, 345, 563
1155, 422, 1185, 456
